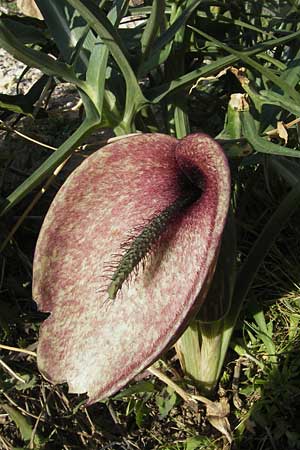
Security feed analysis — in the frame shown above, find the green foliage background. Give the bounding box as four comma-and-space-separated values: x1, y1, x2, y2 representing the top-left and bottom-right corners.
0, 1, 300, 449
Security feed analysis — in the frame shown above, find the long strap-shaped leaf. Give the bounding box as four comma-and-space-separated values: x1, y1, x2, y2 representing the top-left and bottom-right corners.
149, 28, 300, 103
65, 0, 146, 129
0, 1, 133, 215
35, 0, 127, 116
189, 26, 300, 104
139, 0, 203, 76
0, 21, 86, 92
86, 0, 129, 116
35, 0, 93, 76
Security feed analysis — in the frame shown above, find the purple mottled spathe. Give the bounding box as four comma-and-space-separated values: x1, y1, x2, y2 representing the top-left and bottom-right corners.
33, 133, 231, 403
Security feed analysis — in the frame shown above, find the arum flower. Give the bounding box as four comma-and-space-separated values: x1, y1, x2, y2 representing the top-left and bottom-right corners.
33, 133, 230, 403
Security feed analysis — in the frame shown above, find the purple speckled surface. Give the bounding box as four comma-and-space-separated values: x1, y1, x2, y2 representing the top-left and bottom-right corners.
33, 133, 230, 403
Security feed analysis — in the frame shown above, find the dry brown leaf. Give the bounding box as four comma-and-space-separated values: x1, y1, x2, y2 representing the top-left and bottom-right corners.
277, 121, 288, 144
229, 93, 249, 111
230, 67, 249, 86
189, 67, 232, 93
206, 397, 232, 444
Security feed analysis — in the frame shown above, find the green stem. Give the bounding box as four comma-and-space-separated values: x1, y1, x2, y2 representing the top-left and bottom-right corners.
197, 321, 222, 394
175, 321, 202, 382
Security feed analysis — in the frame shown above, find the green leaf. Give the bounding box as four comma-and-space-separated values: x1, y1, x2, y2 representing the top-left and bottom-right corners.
185, 436, 213, 450
113, 380, 155, 400
15, 374, 37, 391
0, 107, 100, 216
260, 90, 300, 117
134, 398, 149, 427
214, 13, 276, 37
241, 111, 300, 158
247, 304, 277, 363
0, 93, 34, 116
148, 27, 300, 103
139, 0, 203, 76
156, 386, 178, 419
35, 0, 93, 76
86, 0, 128, 114
220, 177, 300, 378
174, 105, 190, 139
0, 14, 49, 45
140, 0, 165, 60
0, 20, 86, 91
189, 26, 300, 104
280, 59, 300, 88
148, 54, 238, 103
65, 0, 146, 127
0, 75, 49, 116
2, 404, 43, 446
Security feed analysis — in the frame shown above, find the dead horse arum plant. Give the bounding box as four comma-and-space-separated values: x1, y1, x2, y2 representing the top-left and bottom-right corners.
32, 133, 230, 404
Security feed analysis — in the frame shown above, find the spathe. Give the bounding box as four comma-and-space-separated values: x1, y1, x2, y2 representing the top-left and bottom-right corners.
33, 133, 230, 403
